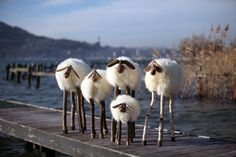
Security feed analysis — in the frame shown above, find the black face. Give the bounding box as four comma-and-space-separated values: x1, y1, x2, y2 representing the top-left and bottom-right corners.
144, 61, 162, 76
88, 69, 102, 82
112, 103, 127, 113
64, 65, 72, 78
107, 59, 136, 74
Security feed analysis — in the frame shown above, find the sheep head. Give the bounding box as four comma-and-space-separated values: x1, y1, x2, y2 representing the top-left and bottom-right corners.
107, 59, 135, 73
144, 60, 162, 75
112, 103, 134, 113
56, 65, 80, 79
88, 69, 101, 82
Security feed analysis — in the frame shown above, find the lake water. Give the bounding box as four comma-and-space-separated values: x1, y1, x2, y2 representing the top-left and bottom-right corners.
0, 58, 235, 157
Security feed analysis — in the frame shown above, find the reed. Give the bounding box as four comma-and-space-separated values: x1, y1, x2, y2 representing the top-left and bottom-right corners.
180, 24, 236, 101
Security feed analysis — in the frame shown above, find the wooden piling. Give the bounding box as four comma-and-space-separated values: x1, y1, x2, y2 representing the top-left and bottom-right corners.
6, 64, 10, 81
35, 64, 41, 89
16, 64, 22, 83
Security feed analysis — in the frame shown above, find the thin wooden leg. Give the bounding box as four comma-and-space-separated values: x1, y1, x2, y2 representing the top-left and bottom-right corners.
130, 122, 135, 142
125, 86, 130, 95
142, 92, 155, 146
126, 122, 131, 146
90, 98, 96, 139
116, 121, 121, 145
158, 95, 164, 146
62, 90, 68, 134
70, 91, 75, 130
99, 102, 104, 139
111, 86, 120, 142
111, 118, 117, 142
169, 96, 175, 142
81, 93, 86, 131
131, 90, 135, 97
101, 101, 108, 134
76, 88, 84, 133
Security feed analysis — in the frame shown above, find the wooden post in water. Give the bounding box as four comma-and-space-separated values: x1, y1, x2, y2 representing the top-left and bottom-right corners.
40, 146, 55, 157
16, 64, 21, 83
28, 64, 32, 87
35, 64, 41, 89
10, 63, 16, 81
6, 64, 10, 81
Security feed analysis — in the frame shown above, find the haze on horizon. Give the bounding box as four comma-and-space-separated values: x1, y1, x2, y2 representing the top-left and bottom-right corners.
0, 0, 236, 48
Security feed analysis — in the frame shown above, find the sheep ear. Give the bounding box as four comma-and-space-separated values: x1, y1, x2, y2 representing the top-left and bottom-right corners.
56, 66, 69, 72
112, 103, 122, 108
153, 61, 162, 72
71, 66, 80, 79
88, 70, 95, 79
107, 59, 119, 67
144, 65, 152, 72
122, 60, 135, 70
127, 104, 134, 111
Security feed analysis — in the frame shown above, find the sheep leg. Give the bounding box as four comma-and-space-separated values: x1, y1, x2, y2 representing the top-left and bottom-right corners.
70, 91, 75, 130
62, 90, 68, 134
81, 93, 87, 131
76, 88, 84, 133
115, 85, 121, 98
158, 94, 164, 146
111, 86, 120, 142
169, 96, 175, 142
101, 101, 108, 134
130, 122, 135, 141
89, 98, 96, 139
126, 122, 131, 145
131, 90, 135, 97
125, 86, 130, 95
99, 101, 104, 139
116, 121, 121, 145
142, 92, 155, 146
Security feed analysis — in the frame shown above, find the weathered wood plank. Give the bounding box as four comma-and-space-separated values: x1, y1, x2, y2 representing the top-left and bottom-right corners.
0, 100, 236, 157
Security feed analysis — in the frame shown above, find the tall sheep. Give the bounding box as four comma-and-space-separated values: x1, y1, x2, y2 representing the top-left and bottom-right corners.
55, 58, 91, 133
81, 69, 112, 139
142, 58, 183, 146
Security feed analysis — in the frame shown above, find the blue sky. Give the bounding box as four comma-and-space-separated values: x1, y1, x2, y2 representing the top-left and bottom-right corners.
0, 0, 236, 47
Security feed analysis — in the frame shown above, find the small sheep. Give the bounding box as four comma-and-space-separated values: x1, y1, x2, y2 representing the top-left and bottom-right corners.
81, 69, 112, 139
142, 58, 183, 146
55, 58, 91, 133
110, 95, 140, 145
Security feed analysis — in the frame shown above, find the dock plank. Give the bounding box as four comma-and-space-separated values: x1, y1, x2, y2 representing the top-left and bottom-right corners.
0, 100, 236, 157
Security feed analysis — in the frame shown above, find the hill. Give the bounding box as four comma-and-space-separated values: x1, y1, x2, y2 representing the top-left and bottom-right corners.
0, 21, 102, 58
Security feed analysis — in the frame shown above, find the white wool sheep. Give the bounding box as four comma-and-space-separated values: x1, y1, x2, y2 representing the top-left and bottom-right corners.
142, 58, 183, 146
81, 69, 112, 139
106, 56, 141, 96
55, 58, 91, 133
110, 95, 140, 145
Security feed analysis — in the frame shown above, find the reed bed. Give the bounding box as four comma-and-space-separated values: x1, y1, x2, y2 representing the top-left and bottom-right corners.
179, 24, 236, 100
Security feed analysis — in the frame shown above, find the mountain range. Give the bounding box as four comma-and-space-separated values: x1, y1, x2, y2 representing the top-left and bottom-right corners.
0, 21, 175, 60
0, 21, 118, 59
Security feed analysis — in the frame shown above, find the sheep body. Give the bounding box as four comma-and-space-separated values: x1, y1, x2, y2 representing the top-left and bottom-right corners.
55, 58, 91, 91
145, 58, 183, 96
142, 58, 183, 146
110, 95, 140, 124
81, 69, 112, 103
106, 56, 141, 90
55, 58, 91, 134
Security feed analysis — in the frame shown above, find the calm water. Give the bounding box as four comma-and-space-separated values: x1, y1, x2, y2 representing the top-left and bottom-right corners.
0, 58, 235, 156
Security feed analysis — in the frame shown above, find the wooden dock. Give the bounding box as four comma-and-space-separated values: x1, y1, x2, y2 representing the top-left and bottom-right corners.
0, 99, 236, 157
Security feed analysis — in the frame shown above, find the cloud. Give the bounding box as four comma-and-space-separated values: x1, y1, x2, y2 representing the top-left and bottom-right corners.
40, 0, 82, 6
1, 0, 235, 47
